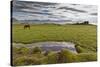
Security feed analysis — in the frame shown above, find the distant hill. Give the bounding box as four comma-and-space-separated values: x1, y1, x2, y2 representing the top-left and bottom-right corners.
11, 19, 96, 25
12, 18, 18, 22
12, 17, 22, 24
17, 19, 73, 24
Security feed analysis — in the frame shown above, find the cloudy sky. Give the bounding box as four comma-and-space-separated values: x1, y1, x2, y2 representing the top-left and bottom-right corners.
12, 0, 97, 24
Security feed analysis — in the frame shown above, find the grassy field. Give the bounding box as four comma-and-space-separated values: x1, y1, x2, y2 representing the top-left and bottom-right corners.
12, 24, 97, 52
12, 23, 97, 66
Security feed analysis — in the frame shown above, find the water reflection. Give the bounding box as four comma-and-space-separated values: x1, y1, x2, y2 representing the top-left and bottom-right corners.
13, 42, 77, 53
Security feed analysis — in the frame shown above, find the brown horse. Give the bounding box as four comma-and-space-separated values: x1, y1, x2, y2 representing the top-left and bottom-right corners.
24, 24, 30, 29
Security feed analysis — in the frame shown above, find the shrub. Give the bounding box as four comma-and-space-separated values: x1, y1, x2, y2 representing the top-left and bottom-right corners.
56, 51, 67, 63
83, 21, 89, 24
13, 47, 30, 55
13, 56, 43, 66
59, 49, 78, 63
46, 52, 58, 64
73, 21, 89, 25
75, 46, 86, 53
43, 50, 51, 56
77, 53, 97, 62
31, 47, 42, 54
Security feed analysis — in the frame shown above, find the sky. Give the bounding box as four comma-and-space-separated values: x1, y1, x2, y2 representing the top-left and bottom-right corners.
12, 0, 98, 24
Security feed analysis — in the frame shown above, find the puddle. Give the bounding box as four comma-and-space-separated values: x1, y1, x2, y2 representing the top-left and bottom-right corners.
13, 42, 77, 53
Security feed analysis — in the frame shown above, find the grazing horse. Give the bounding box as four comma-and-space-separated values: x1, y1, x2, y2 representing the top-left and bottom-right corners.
24, 24, 30, 29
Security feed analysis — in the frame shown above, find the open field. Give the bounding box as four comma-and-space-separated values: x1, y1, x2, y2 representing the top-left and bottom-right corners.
12, 24, 97, 52
12, 24, 97, 66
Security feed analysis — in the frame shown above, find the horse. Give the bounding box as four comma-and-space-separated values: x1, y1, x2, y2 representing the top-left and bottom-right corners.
24, 24, 30, 29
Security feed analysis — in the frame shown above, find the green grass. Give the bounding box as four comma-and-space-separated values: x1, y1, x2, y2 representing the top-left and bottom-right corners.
12, 47, 97, 66
12, 24, 97, 53
12, 23, 97, 66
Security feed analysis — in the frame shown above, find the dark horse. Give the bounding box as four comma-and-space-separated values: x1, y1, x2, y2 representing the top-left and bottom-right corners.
24, 24, 30, 29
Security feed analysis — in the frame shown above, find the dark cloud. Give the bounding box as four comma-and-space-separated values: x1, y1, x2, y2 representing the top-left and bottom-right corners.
17, 10, 53, 15
12, 1, 56, 13
58, 7, 87, 13
71, 4, 79, 5
42, 10, 49, 12
12, 1, 97, 24
90, 13, 97, 15
13, 1, 58, 6
29, 1, 58, 6
13, 2, 38, 12
48, 14, 67, 19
